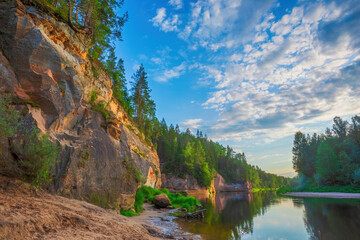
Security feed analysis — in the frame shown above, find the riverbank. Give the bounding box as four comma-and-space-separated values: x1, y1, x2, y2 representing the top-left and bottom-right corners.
283, 192, 360, 199
132, 203, 201, 239
0, 176, 197, 239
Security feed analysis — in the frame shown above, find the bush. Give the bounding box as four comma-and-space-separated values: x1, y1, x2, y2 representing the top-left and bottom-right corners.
12, 128, 60, 187
0, 95, 59, 188
133, 185, 201, 214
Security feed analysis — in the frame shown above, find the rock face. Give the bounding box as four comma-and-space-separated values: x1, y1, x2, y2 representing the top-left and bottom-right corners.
161, 174, 204, 191
0, 0, 160, 210
213, 173, 252, 192
152, 194, 171, 208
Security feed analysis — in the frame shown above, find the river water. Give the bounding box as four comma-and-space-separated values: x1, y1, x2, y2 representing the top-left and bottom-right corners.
175, 192, 360, 240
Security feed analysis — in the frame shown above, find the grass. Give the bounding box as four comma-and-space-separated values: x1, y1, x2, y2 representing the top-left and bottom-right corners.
277, 184, 360, 194
252, 188, 278, 193
91, 100, 111, 119
120, 209, 138, 217
130, 185, 201, 215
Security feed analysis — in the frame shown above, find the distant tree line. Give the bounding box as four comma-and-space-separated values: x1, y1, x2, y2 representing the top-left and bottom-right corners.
292, 115, 360, 186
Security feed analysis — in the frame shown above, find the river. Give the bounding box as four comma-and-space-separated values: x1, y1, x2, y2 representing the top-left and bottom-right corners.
175, 191, 360, 240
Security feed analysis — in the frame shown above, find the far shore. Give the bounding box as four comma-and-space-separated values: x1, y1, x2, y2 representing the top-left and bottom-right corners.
283, 192, 360, 199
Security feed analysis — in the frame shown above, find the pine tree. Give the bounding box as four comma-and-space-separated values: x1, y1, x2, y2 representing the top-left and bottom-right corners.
131, 64, 155, 132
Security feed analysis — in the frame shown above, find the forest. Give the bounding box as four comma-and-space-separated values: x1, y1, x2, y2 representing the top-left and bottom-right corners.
25, 0, 288, 189
292, 115, 360, 187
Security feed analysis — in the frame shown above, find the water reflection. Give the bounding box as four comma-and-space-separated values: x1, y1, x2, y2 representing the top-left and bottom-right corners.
177, 191, 360, 240
302, 198, 360, 240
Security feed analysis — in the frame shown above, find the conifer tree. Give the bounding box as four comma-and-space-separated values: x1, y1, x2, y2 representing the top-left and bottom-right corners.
131, 64, 155, 132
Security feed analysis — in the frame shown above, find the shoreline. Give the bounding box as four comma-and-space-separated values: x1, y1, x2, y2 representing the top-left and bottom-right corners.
132, 203, 201, 240
283, 192, 360, 199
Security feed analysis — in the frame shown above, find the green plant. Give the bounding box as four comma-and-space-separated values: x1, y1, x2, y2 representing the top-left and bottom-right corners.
79, 148, 90, 168
24, 100, 40, 108
0, 95, 20, 138
133, 185, 201, 214
89, 90, 99, 105
133, 147, 146, 158
12, 128, 60, 187
92, 100, 111, 120
123, 158, 145, 183
120, 209, 138, 217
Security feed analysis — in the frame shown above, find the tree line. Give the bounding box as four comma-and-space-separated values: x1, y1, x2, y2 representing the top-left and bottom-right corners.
292, 115, 360, 186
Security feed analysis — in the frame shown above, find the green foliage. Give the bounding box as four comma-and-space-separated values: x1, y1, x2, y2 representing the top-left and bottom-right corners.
123, 158, 145, 183
105, 52, 133, 117
91, 100, 110, 119
316, 142, 338, 185
24, 100, 40, 108
79, 147, 90, 168
292, 115, 360, 187
0, 95, 20, 138
120, 209, 138, 217
13, 129, 60, 187
133, 185, 201, 213
32, 0, 128, 62
89, 90, 99, 105
0, 95, 59, 188
153, 119, 289, 188
277, 184, 360, 194
131, 64, 156, 134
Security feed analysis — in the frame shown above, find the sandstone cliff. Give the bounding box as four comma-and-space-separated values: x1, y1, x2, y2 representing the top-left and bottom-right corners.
0, 0, 160, 210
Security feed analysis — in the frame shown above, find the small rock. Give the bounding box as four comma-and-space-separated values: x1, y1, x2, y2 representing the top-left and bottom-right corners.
152, 194, 171, 208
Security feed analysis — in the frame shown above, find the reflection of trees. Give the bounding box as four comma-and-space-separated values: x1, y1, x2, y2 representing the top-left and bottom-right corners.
178, 192, 276, 240
301, 198, 360, 240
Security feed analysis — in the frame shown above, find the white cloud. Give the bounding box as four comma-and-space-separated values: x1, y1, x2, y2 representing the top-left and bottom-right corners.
181, 118, 203, 129
155, 63, 186, 82
151, 8, 181, 32
169, 0, 183, 10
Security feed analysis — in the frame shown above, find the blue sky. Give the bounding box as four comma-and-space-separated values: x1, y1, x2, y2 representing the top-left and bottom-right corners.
115, 0, 360, 177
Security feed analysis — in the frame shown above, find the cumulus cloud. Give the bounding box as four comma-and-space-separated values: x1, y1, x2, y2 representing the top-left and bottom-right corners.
151, 8, 182, 32
169, 0, 183, 9
150, 0, 360, 146
181, 118, 203, 129
155, 63, 186, 82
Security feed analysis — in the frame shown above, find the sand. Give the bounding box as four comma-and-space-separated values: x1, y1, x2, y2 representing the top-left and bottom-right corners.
283, 192, 360, 199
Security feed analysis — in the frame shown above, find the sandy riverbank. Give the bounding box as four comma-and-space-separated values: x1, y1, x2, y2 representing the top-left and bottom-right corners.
0, 176, 198, 240
283, 192, 360, 199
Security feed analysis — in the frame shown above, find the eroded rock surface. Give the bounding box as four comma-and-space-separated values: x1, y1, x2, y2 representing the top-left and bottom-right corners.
0, 0, 161, 210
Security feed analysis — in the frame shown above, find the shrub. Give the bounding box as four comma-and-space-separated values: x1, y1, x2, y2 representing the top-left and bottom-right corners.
0, 95, 59, 188
133, 185, 201, 214
12, 128, 60, 187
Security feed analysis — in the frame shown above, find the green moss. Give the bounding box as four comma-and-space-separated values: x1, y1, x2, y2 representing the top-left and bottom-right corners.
88, 192, 117, 209
79, 148, 90, 168
89, 90, 99, 105
24, 100, 40, 108
123, 158, 145, 183
133, 147, 146, 158
91, 100, 111, 120
120, 209, 138, 217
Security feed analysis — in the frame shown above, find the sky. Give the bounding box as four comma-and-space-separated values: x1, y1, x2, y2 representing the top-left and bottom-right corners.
115, 0, 360, 177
